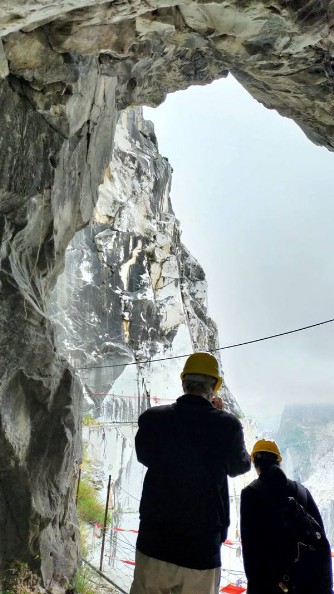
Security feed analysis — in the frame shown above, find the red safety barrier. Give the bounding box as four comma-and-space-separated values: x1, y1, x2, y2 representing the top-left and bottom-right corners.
220, 585, 246, 593
112, 527, 139, 534
87, 392, 167, 402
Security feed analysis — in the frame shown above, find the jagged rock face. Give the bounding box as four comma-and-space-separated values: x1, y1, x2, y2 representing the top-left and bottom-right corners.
1, 0, 334, 589
0, 63, 116, 589
277, 404, 334, 546
50, 108, 239, 416
1, 2, 334, 148
49, 109, 240, 589
0, 311, 83, 589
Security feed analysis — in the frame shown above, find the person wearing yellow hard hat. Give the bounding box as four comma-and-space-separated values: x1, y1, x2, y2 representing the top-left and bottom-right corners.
250, 438, 283, 463
180, 351, 223, 393
130, 352, 251, 594
180, 351, 224, 410
240, 439, 333, 594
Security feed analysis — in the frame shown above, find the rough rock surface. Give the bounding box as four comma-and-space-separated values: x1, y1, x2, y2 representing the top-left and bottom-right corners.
1, 0, 334, 590
0, 62, 117, 590
50, 108, 241, 590
50, 107, 239, 416
1, 2, 334, 148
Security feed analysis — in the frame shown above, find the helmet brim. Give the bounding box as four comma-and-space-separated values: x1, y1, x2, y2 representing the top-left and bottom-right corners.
213, 376, 223, 393
251, 450, 282, 463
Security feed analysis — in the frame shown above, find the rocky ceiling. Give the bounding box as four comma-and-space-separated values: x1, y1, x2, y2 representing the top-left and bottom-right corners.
1, 1, 334, 147
0, 1, 333, 591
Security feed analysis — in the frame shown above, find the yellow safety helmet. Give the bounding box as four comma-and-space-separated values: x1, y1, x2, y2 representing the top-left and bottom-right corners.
251, 439, 282, 463
180, 352, 223, 394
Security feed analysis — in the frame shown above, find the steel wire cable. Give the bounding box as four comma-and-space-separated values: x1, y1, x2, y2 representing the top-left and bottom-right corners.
77, 317, 334, 370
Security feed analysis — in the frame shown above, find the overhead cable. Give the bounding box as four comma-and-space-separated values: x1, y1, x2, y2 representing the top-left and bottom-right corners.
77, 317, 334, 371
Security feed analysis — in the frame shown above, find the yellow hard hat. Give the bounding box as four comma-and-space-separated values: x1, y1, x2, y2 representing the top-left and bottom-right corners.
251, 439, 282, 462
180, 352, 223, 394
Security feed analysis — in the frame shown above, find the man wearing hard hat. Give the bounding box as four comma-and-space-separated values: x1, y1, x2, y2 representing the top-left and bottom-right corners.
240, 439, 333, 594
130, 352, 250, 594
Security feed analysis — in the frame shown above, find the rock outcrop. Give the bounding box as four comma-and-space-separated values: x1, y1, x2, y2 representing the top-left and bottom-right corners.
50, 107, 239, 416
1, 2, 334, 149
1, 1, 334, 590
0, 63, 116, 591
49, 107, 240, 590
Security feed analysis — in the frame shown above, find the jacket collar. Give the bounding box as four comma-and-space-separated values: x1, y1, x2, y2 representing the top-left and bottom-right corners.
176, 394, 213, 407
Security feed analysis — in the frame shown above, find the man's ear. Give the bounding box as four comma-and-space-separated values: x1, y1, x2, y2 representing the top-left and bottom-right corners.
212, 396, 223, 410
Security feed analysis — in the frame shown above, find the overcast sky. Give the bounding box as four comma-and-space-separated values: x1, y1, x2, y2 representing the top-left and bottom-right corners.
144, 75, 334, 422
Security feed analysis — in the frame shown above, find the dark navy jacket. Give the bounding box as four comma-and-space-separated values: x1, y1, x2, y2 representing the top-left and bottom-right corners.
241, 467, 333, 594
135, 394, 251, 569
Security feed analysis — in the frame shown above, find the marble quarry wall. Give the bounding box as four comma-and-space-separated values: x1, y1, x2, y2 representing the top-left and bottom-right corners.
0, 1, 334, 590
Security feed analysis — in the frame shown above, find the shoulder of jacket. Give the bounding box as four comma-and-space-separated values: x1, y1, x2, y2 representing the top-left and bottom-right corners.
241, 484, 258, 503
138, 404, 173, 421
293, 480, 309, 504
295, 480, 308, 495
216, 409, 243, 428
242, 479, 258, 493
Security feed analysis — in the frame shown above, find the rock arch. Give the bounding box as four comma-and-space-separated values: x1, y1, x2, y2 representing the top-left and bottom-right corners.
0, 2, 333, 590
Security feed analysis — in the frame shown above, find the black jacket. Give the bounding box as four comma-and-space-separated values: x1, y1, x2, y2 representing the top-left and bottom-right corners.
241, 467, 333, 594
135, 394, 251, 569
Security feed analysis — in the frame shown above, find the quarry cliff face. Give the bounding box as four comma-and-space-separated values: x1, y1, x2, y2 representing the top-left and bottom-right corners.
50, 107, 240, 417
49, 109, 241, 590
1, 1, 334, 590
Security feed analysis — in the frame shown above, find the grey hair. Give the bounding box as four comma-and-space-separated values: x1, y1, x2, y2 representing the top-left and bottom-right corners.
182, 373, 216, 396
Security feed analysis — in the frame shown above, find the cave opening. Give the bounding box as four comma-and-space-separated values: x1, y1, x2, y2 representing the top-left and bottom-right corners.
144, 74, 334, 424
